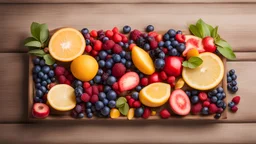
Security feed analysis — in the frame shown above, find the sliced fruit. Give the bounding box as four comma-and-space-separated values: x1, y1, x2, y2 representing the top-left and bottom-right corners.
186, 48, 199, 59
127, 108, 135, 120
183, 35, 205, 56
182, 52, 224, 90
49, 28, 85, 62
202, 36, 217, 52
139, 82, 171, 107
71, 55, 98, 81
119, 72, 139, 92
131, 46, 155, 75
110, 108, 120, 119
163, 56, 183, 77
47, 84, 76, 111
32, 103, 50, 118
169, 89, 191, 116
175, 78, 185, 89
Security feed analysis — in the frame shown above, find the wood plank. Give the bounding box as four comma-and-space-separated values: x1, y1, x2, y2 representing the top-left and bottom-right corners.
0, 123, 256, 143
1, 4, 256, 52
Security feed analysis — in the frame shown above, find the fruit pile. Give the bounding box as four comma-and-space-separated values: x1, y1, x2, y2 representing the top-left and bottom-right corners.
26, 19, 240, 120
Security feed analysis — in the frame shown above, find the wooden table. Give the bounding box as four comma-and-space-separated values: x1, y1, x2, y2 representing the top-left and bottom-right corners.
1, 0, 256, 143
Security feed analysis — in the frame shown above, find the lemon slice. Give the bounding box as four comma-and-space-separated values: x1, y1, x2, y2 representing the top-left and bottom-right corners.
182, 52, 224, 90
47, 84, 76, 111
139, 82, 171, 107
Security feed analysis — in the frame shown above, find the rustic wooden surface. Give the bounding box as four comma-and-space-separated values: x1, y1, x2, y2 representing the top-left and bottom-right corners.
0, 1, 256, 143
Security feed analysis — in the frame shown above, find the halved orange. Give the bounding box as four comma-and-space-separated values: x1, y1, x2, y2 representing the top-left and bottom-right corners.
49, 28, 85, 62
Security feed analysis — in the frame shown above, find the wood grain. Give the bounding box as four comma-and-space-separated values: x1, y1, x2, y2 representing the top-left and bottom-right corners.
1, 4, 256, 52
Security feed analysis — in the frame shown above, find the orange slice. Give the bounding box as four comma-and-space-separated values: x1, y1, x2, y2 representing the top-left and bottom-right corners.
186, 48, 199, 59
49, 28, 85, 62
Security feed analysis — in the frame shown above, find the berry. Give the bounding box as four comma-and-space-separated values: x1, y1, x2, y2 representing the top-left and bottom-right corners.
222, 103, 227, 110
214, 113, 221, 119
98, 92, 106, 101
123, 25, 131, 34
175, 34, 185, 43
146, 25, 154, 32
103, 40, 115, 50
216, 93, 223, 100
231, 86, 238, 93
104, 85, 111, 93
159, 71, 167, 80
231, 80, 237, 86
81, 28, 89, 34
164, 41, 171, 47
33, 65, 41, 73
141, 77, 149, 86
191, 103, 203, 114
105, 30, 114, 38
229, 69, 235, 75
168, 29, 176, 37
142, 107, 151, 119
131, 92, 139, 100
163, 33, 170, 41
48, 70, 55, 78
154, 59, 165, 69
112, 27, 119, 33
112, 63, 126, 78
92, 85, 99, 95
107, 90, 117, 100
75, 87, 83, 97
231, 106, 238, 112
216, 100, 224, 108
185, 90, 191, 97
128, 98, 135, 107
232, 96, 240, 105
201, 107, 209, 115
86, 102, 92, 108
81, 93, 90, 102
143, 43, 150, 51
126, 95, 131, 101
158, 52, 165, 59
55, 66, 65, 76
135, 107, 144, 117
227, 76, 232, 83
232, 74, 237, 80
160, 109, 171, 119
108, 100, 116, 108
228, 101, 235, 108
87, 113, 93, 118
190, 96, 199, 104
130, 29, 142, 41
135, 86, 142, 92
33, 57, 40, 65
42, 74, 48, 80
113, 44, 123, 54
113, 33, 122, 43
176, 44, 186, 53
36, 90, 43, 97
217, 87, 224, 93
93, 40, 102, 51
39, 59, 45, 66
199, 92, 207, 101
74, 80, 83, 87
102, 98, 109, 106
227, 83, 233, 90
86, 108, 92, 114
75, 105, 82, 113
107, 76, 116, 86
121, 58, 126, 65
90, 30, 97, 38
203, 101, 210, 107
83, 82, 90, 89
167, 76, 175, 87
101, 106, 110, 116
39, 86, 47, 93
150, 40, 158, 49
41, 81, 47, 86
90, 94, 99, 104
95, 101, 104, 110
98, 51, 108, 60
93, 75, 102, 84
169, 48, 178, 56
211, 96, 218, 103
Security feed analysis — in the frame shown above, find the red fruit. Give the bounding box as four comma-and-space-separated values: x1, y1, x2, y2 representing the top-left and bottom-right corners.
91, 50, 98, 56
113, 33, 122, 43
90, 94, 99, 104
231, 106, 238, 112
175, 34, 185, 43
112, 44, 123, 54
202, 36, 217, 52
112, 27, 119, 33
103, 40, 115, 50
85, 45, 92, 53
149, 72, 161, 84
156, 34, 163, 42
183, 35, 205, 56
90, 30, 98, 38
164, 56, 183, 76
85, 86, 93, 96
142, 107, 151, 119
112, 63, 126, 78
32, 103, 50, 118
64, 70, 69, 77
133, 101, 141, 108
58, 75, 66, 84
122, 36, 128, 43
160, 109, 171, 119
128, 98, 135, 107
42, 94, 47, 102
47, 83, 56, 90
81, 93, 90, 102
169, 89, 191, 116
167, 76, 175, 84
130, 29, 142, 41
148, 31, 158, 37
199, 92, 208, 101
55, 66, 65, 76
112, 82, 119, 90
129, 43, 136, 51
150, 40, 158, 49
93, 40, 102, 51
162, 48, 168, 54
232, 96, 240, 105
105, 30, 114, 38
83, 82, 90, 89
141, 77, 149, 86
203, 101, 210, 107
106, 55, 112, 60
218, 108, 224, 113
209, 104, 218, 114
126, 95, 131, 101
67, 74, 74, 82
98, 85, 103, 92
64, 80, 71, 85
191, 103, 202, 115
118, 72, 140, 92
159, 71, 167, 81
92, 85, 99, 95
89, 37, 95, 44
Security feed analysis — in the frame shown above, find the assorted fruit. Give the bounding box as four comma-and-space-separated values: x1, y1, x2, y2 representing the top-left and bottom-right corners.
25, 19, 240, 119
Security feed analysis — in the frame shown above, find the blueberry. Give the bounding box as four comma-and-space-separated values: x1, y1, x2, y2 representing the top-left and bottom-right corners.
91, 106, 96, 112
135, 107, 144, 117
47, 79, 51, 84
131, 92, 139, 100
33, 65, 41, 73
74, 80, 83, 87
217, 87, 224, 93
99, 92, 106, 100
75, 87, 83, 97
217, 100, 224, 108
34, 96, 41, 103
107, 76, 116, 86
87, 113, 93, 118
158, 41, 164, 47
222, 93, 226, 99
121, 58, 127, 65
228, 101, 235, 108
139, 73, 144, 79
171, 40, 179, 47
105, 60, 113, 69
38, 72, 44, 78
167, 45, 173, 50
101, 106, 110, 116
201, 107, 209, 115
85, 39, 90, 45
231, 80, 237, 86
136, 86, 142, 92
103, 37, 109, 43
95, 101, 104, 110
93, 75, 102, 84
177, 43, 185, 53
191, 96, 199, 104
123, 25, 131, 34
191, 90, 198, 96
36, 83, 41, 88
107, 90, 117, 100
106, 50, 112, 54
231, 86, 238, 93
154, 48, 161, 54
97, 69, 104, 76
154, 59, 165, 69
81, 28, 89, 34
36, 90, 43, 97
163, 33, 170, 41
35, 78, 41, 83
168, 29, 176, 37
231, 74, 237, 80
229, 69, 235, 75
120, 51, 126, 58
128, 40, 134, 44
86, 108, 92, 114
104, 86, 111, 93
86, 102, 92, 108
33, 58, 40, 65
76, 97, 82, 103
227, 73, 230, 77
77, 113, 84, 118
40, 81, 47, 87
164, 41, 171, 47
169, 48, 178, 56
227, 76, 232, 83
176, 30, 182, 34
39, 59, 45, 66
216, 93, 223, 100
185, 90, 191, 97
42, 74, 48, 80
102, 98, 109, 106
222, 103, 227, 109
108, 100, 116, 108
212, 89, 218, 95
98, 60, 106, 68
158, 52, 165, 59
214, 113, 221, 119
42, 66, 50, 74
211, 96, 218, 103
39, 86, 47, 93
48, 70, 55, 78
146, 25, 154, 32
99, 51, 108, 60
125, 61, 132, 68
125, 52, 131, 60
227, 83, 233, 90
124, 43, 129, 49
143, 43, 150, 51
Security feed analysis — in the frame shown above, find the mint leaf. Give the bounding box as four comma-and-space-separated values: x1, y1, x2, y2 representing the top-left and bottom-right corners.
25, 41, 42, 48
30, 22, 41, 40
211, 26, 218, 38
116, 97, 127, 108
196, 19, 211, 38
24, 37, 37, 45
119, 103, 129, 116
206, 23, 214, 33
215, 39, 232, 49
43, 54, 56, 65
182, 61, 189, 67
189, 24, 202, 38
188, 56, 203, 68
28, 49, 45, 57
40, 24, 49, 43
217, 46, 236, 60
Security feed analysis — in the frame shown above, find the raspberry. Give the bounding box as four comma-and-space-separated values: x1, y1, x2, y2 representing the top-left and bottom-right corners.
92, 85, 99, 95
64, 80, 71, 85
122, 36, 128, 43
93, 40, 102, 51
112, 63, 126, 78
64, 70, 69, 77
141, 77, 149, 86
167, 76, 175, 85
175, 34, 185, 43
90, 30, 97, 38
218, 108, 224, 113
203, 101, 210, 107
105, 30, 113, 38
85, 86, 92, 96
133, 101, 141, 108
58, 75, 66, 84
159, 71, 167, 80
162, 48, 168, 54
130, 29, 142, 41
98, 85, 103, 92
199, 92, 208, 101
150, 40, 158, 49
83, 82, 90, 89
89, 37, 95, 44
231, 106, 238, 112
113, 33, 122, 43
209, 104, 218, 114
55, 66, 65, 76
112, 44, 122, 54
156, 34, 163, 42
67, 74, 74, 82
112, 82, 119, 90
128, 98, 135, 107
160, 109, 171, 119
85, 45, 92, 53
232, 96, 240, 105
148, 31, 158, 38
191, 103, 202, 114
90, 94, 99, 104
103, 40, 115, 50
112, 27, 119, 33
91, 50, 98, 56
126, 95, 131, 101
142, 107, 151, 119
129, 43, 136, 51
81, 93, 90, 102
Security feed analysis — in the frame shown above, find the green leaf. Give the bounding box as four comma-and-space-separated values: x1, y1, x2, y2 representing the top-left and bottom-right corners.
189, 24, 202, 38
30, 22, 41, 40
118, 103, 129, 116
24, 37, 37, 45
196, 19, 211, 37
43, 54, 56, 65
28, 49, 45, 57
188, 56, 203, 69
182, 61, 189, 67
40, 24, 49, 43
211, 26, 218, 38
217, 46, 236, 60
214, 35, 221, 42
206, 23, 214, 33
215, 39, 232, 49
116, 97, 127, 108
25, 41, 42, 48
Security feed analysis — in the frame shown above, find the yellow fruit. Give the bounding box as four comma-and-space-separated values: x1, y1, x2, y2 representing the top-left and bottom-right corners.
127, 108, 135, 120
139, 82, 171, 107
49, 28, 85, 62
47, 84, 76, 111
186, 48, 199, 59
182, 52, 224, 90
175, 78, 185, 89
132, 46, 155, 75
151, 111, 156, 116
110, 108, 120, 119
71, 55, 98, 81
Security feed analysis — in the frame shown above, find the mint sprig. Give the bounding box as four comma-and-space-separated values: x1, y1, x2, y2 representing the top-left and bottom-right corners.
182, 56, 203, 69
116, 97, 129, 116
189, 19, 236, 60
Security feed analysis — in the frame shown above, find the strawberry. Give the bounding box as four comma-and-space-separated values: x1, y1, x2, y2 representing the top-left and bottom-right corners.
159, 71, 167, 80
90, 94, 99, 104
142, 107, 151, 119
90, 30, 97, 38
112, 82, 119, 90
93, 40, 102, 51
113, 33, 122, 43
231, 106, 238, 112
81, 93, 90, 102
141, 77, 149, 86
85, 45, 92, 53
105, 30, 114, 38
209, 104, 218, 114
203, 101, 210, 107
55, 66, 65, 76
83, 82, 90, 89
160, 109, 171, 119
58, 75, 66, 84
199, 92, 207, 101
128, 98, 135, 107
232, 96, 240, 105
118, 72, 140, 92
92, 85, 99, 95
175, 34, 185, 43
191, 103, 202, 114
103, 40, 115, 50
133, 101, 141, 108
85, 86, 93, 96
